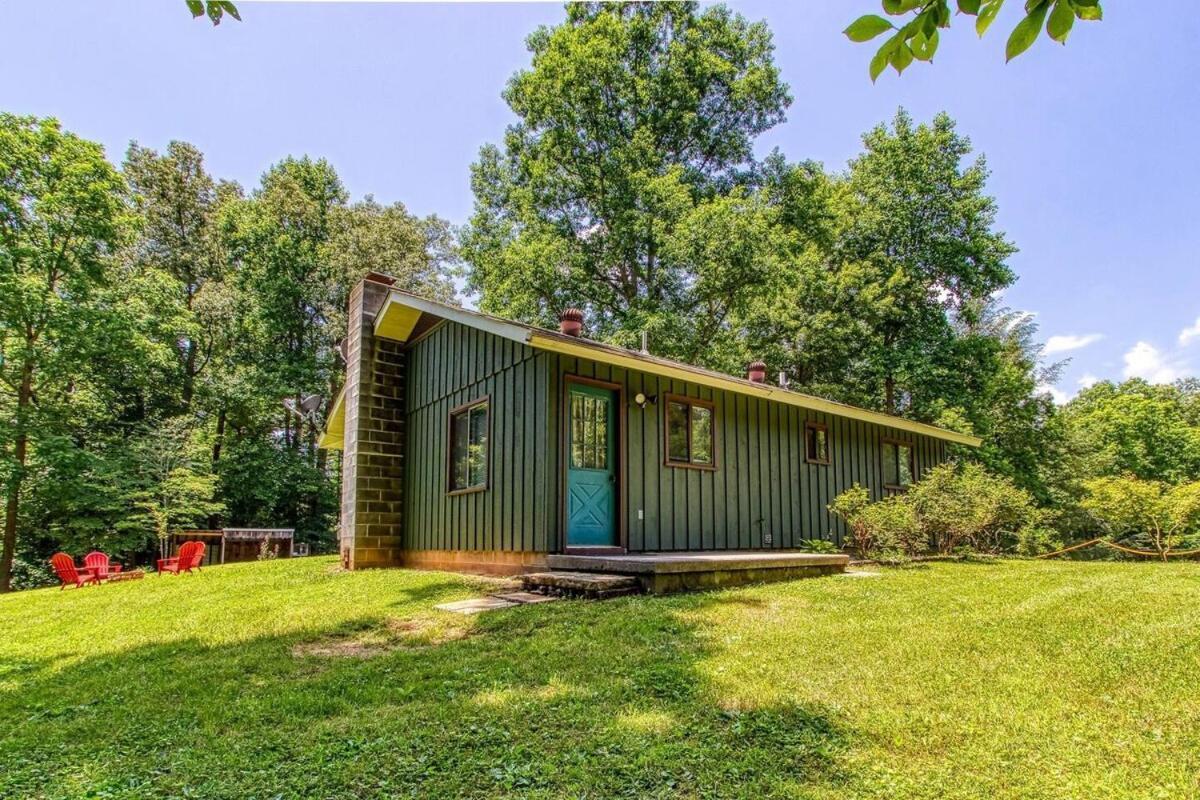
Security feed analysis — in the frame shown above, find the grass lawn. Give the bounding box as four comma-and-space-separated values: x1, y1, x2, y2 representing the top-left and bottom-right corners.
3, 558, 1199, 799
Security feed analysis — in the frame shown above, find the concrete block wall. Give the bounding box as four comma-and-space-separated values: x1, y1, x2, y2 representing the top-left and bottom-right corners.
340, 276, 406, 569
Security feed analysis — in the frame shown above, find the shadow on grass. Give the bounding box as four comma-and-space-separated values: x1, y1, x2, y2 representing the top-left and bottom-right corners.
2, 592, 854, 799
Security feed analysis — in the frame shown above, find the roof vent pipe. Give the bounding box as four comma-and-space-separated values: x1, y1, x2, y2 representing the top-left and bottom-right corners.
559, 308, 584, 337
641, 330, 649, 354
778, 371, 789, 389
748, 360, 767, 384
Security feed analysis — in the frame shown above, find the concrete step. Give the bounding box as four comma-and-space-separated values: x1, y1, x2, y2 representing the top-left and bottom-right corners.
520, 571, 641, 600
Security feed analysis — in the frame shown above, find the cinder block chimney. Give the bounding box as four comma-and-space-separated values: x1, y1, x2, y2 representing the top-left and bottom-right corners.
339, 272, 406, 570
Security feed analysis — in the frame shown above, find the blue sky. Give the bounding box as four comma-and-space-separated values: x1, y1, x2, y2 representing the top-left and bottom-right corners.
3, 1, 1198, 400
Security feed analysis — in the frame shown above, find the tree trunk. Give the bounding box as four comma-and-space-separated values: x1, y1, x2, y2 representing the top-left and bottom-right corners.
0, 361, 33, 593
182, 339, 197, 409
885, 376, 896, 415
206, 407, 227, 529
211, 407, 226, 466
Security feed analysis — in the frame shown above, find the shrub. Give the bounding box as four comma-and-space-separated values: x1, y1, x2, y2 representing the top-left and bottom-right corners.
829, 485, 922, 559
908, 462, 1040, 554
829, 463, 1041, 558
797, 538, 840, 554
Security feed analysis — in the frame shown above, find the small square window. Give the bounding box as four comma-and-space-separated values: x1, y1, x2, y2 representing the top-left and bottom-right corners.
449, 398, 489, 493
805, 422, 829, 465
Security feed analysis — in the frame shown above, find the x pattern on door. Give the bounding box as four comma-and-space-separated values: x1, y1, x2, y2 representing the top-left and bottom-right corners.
569, 481, 610, 527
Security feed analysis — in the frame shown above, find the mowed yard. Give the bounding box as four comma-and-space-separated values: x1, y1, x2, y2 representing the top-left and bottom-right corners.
2, 558, 1199, 800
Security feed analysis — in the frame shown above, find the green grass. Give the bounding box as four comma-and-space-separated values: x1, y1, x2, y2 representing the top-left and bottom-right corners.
3, 557, 1199, 799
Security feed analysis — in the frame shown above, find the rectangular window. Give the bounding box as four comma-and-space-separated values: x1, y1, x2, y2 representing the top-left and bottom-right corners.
665, 396, 715, 468
449, 398, 489, 493
805, 422, 830, 465
882, 440, 914, 489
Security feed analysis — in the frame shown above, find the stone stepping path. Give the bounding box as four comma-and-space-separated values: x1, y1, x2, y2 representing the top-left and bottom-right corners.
435, 590, 560, 615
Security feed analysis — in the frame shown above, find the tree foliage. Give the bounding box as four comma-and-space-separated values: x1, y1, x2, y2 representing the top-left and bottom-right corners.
462, 1, 791, 361
0, 116, 455, 590
1081, 476, 1200, 560
0, 114, 131, 591
846, 0, 1104, 81
187, 1, 240, 26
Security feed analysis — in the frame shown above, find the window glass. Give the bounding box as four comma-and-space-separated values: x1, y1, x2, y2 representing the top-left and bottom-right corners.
450, 400, 488, 491
667, 398, 714, 467
571, 393, 609, 469
806, 424, 829, 464
691, 405, 713, 465
883, 441, 913, 488
897, 443, 913, 486
667, 401, 690, 462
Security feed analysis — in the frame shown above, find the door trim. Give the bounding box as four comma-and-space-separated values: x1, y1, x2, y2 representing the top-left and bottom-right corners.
560, 374, 627, 554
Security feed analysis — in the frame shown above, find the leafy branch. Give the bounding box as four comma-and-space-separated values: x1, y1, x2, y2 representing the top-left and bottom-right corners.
845, 0, 1103, 82
186, 1, 241, 26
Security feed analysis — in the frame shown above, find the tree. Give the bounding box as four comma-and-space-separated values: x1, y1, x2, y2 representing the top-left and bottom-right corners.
123, 141, 228, 411
0, 115, 129, 592
130, 417, 224, 560
1060, 380, 1200, 484
1081, 476, 1200, 561
462, 1, 792, 361
839, 110, 1016, 413
735, 111, 1017, 420
326, 197, 457, 345
846, 0, 1104, 81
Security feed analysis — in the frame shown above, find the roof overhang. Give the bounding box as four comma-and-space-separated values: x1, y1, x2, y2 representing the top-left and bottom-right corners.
317, 387, 346, 450
526, 333, 982, 447
373, 292, 529, 345
321, 288, 981, 449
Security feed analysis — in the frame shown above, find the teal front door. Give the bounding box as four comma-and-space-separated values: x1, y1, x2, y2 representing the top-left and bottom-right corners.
566, 383, 618, 548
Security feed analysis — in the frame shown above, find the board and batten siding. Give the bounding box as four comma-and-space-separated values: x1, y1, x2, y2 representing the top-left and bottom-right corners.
547, 355, 948, 551
403, 320, 552, 554
401, 319, 950, 555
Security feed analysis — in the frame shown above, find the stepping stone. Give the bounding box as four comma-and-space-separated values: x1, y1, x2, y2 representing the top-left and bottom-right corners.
435, 597, 518, 615
491, 591, 559, 605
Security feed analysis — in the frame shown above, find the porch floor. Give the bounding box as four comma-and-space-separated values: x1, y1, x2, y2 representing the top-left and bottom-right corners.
545, 551, 848, 594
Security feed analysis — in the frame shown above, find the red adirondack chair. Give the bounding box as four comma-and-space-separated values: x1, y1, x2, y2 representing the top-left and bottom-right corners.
50, 553, 99, 590
188, 541, 206, 571
83, 551, 123, 581
157, 541, 198, 576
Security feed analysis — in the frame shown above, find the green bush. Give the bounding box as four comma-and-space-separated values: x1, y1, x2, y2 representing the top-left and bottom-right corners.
828, 485, 922, 559
909, 463, 1041, 554
829, 463, 1041, 558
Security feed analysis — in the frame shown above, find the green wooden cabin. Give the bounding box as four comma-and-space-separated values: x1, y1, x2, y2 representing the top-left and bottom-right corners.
320, 274, 980, 575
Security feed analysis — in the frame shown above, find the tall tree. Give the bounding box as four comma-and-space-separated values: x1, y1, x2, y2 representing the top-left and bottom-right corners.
838, 109, 1017, 414
326, 197, 457, 345
123, 141, 227, 411
222, 157, 347, 451
463, 1, 791, 361
0, 115, 129, 592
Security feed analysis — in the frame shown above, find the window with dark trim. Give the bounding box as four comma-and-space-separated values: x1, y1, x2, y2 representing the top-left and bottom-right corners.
805, 422, 830, 465
882, 439, 914, 489
448, 398, 489, 493
665, 396, 715, 468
